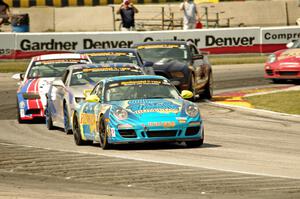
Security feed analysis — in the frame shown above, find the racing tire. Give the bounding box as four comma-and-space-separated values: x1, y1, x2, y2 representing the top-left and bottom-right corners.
17, 102, 25, 124
99, 117, 112, 150
63, 104, 72, 134
202, 72, 213, 100
45, 104, 54, 130
186, 130, 204, 148
186, 139, 203, 148
73, 115, 89, 146
189, 74, 198, 102
271, 79, 286, 84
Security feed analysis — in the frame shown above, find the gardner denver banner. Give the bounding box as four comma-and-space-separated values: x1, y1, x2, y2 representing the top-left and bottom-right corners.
0, 26, 300, 59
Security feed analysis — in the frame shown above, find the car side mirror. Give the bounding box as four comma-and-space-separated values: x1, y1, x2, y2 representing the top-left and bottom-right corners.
192, 54, 204, 60
143, 61, 154, 67
286, 41, 294, 48
52, 79, 64, 87
12, 73, 24, 81
181, 90, 194, 99
83, 89, 92, 97
86, 94, 100, 103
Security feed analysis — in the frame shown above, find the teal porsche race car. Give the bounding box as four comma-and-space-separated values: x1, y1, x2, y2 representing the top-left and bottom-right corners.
72, 75, 204, 149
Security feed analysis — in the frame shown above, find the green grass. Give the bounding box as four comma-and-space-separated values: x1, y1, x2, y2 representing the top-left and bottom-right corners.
0, 54, 267, 73
208, 54, 267, 65
0, 60, 29, 73
245, 91, 300, 115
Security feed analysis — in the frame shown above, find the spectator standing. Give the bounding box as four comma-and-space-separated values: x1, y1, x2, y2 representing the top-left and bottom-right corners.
0, 0, 10, 27
180, 0, 200, 30
296, 17, 300, 25
117, 0, 138, 31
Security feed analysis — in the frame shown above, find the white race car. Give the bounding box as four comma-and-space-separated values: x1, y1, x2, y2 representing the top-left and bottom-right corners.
12, 53, 91, 123
45, 63, 145, 133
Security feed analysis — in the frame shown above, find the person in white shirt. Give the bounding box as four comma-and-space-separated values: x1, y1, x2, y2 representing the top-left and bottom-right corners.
180, 0, 200, 30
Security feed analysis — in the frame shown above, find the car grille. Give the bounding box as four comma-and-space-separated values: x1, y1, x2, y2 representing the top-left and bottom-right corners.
265, 69, 273, 75
278, 71, 298, 76
119, 130, 137, 138
185, 126, 200, 136
146, 130, 177, 138
26, 109, 40, 115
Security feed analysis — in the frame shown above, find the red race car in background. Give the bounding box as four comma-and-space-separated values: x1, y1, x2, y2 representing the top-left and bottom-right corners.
264, 39, 300, 83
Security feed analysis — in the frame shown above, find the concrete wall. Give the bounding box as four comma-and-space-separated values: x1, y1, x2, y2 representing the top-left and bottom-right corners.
286, 0, 300, 25
197, 1, 288, 27
54, 6, 114, 31
13, 7, 55, 32
8, 0, 300, 32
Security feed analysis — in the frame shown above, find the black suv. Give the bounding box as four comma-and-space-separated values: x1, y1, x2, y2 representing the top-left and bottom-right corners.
132, 41, 213, 99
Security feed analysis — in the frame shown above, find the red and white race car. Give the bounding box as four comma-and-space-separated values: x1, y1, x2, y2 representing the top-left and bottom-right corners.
264, 39, 300, 83
12, 53, 91, 123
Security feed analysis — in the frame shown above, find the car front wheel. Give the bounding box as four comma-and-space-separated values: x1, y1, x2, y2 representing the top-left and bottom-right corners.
17, 101, 25, 124
202, 72, 213, 99
99, 117, 112, 150
189, 74, 198, 102
63, 103, 72, 134
186, 130, 204, 148
73, 115, 89, 146
45, 103, 54, 130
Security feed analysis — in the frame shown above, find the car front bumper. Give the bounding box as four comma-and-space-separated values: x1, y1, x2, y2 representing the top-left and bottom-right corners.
264, 64, 300, 79
106, 121, 203, 144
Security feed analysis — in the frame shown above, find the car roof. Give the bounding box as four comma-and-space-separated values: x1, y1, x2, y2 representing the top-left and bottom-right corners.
67, 63, 141, 71
76, 48, 138, 54
32, 53, 87, 61
103, 75, 168, 83
132, 41, 188, 47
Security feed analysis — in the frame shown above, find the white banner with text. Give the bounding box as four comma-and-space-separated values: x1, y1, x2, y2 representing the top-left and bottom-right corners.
1, 26, 299, 59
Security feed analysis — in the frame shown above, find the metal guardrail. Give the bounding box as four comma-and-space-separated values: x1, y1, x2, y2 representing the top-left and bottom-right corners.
111, 6, 233, 31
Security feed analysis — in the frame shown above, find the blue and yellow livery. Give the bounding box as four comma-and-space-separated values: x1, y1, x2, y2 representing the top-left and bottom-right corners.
72, 75, 204, 149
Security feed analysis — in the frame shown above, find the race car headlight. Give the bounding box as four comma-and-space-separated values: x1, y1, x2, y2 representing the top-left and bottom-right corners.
22, 92, 40, 99
170, 71, 184, 78
75, 97, 85, 103
267, 54, 277, 63
185, 105, 199, 117
114, 108, 128, 120
19, 101, 25, 109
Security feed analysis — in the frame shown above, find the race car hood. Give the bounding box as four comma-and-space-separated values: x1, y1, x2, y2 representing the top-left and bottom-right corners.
152, 58, 187, 72
277, 49, 300, 63
109, 98, 196, 122
18, 77, 55, 106
19, 77, 55, 93
69, 84, 95, 99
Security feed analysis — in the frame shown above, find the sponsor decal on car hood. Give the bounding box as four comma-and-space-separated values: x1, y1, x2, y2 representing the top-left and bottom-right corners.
110, 98, 184, 119
20, 77, 55, 107
69, 84, 94, 99
278, 49, 300, 61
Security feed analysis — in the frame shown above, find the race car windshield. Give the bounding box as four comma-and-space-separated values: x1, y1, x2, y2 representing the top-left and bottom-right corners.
27, 59, 89, 78
105, 84, 180, 102
89, 55, 139, 65
70, 69, 143, 86
291, 40, 300, 48
137, 46, 188, 63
